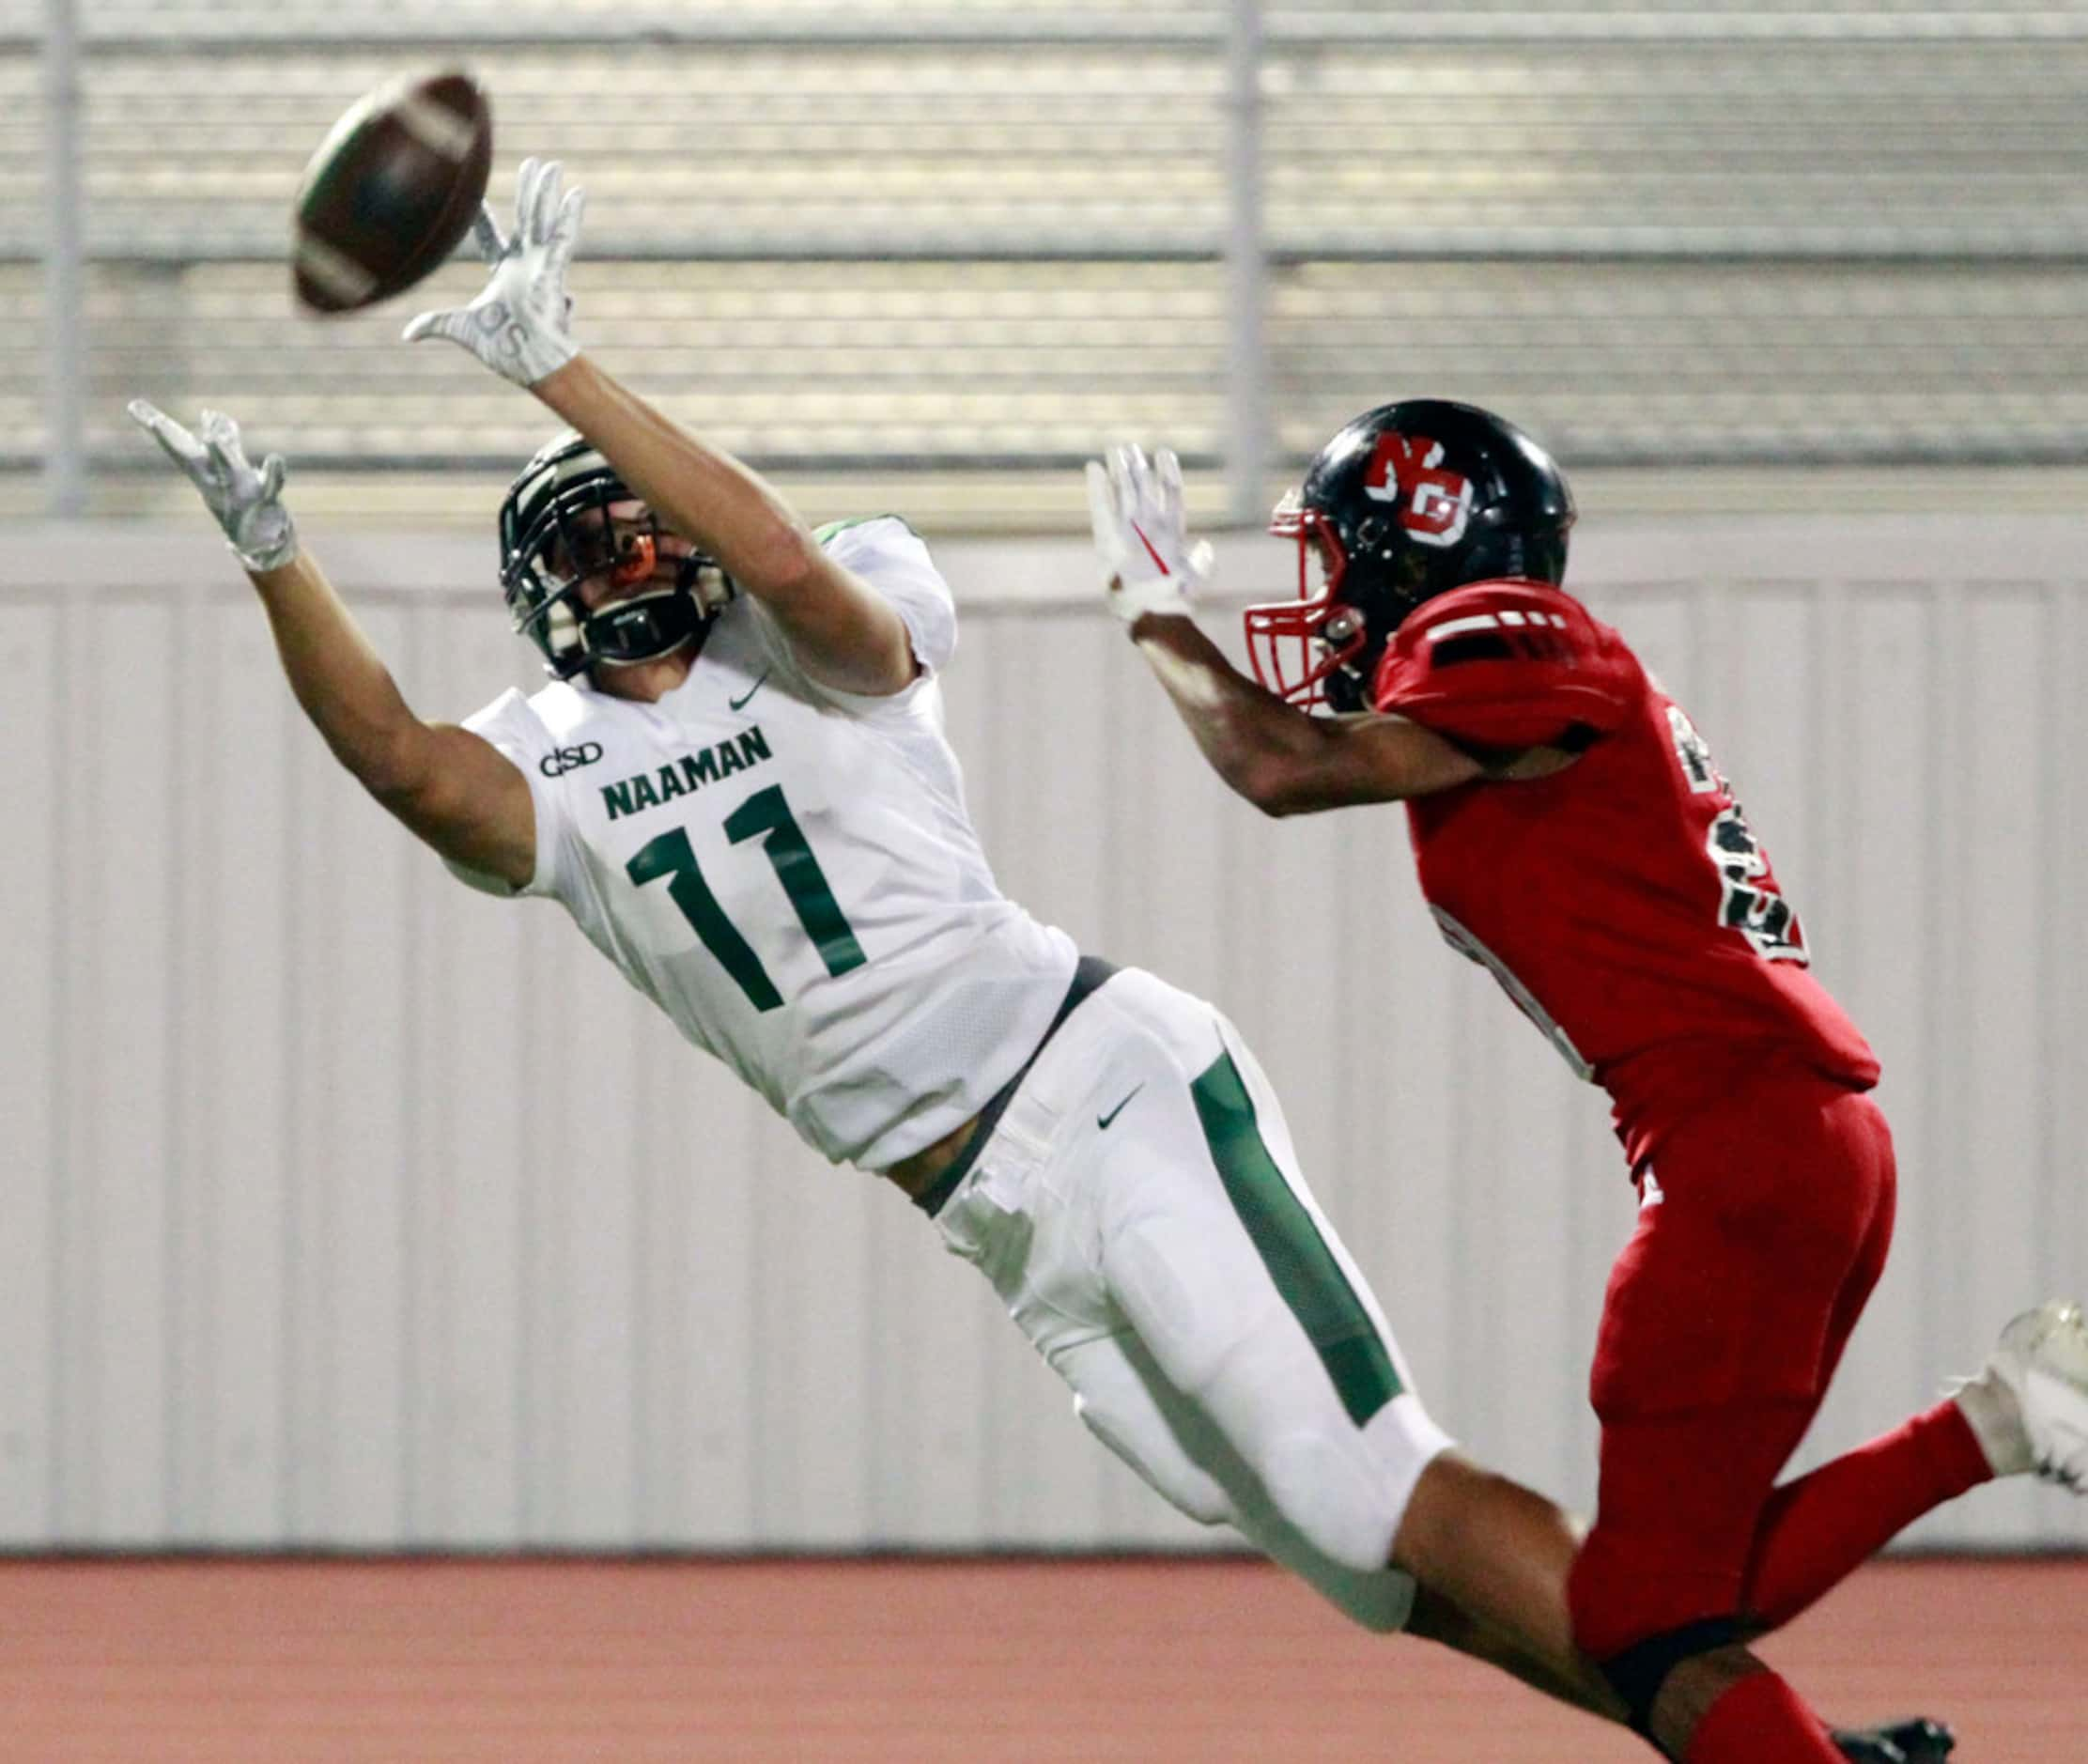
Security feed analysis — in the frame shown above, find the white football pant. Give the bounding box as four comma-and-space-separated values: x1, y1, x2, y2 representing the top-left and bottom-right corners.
932, 967, 1451, 1631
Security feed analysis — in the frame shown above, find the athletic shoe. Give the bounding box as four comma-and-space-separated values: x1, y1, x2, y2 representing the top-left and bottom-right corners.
1832, 1717, 1955, 1762
1831, 1725, 1907, 1762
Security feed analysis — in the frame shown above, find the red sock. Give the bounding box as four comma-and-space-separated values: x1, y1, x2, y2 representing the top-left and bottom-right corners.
1739, 1400, 1991, 1631
1686, 1670, 1845, 1764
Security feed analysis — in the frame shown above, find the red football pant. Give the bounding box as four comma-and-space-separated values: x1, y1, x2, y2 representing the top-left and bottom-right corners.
1567, 1072, 1898, 1662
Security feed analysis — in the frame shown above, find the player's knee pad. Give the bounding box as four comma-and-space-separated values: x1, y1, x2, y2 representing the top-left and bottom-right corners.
1258, 1431, 1400, 1576
1073, 1393, 1233, 1529
1589, 1617, 1746, 1738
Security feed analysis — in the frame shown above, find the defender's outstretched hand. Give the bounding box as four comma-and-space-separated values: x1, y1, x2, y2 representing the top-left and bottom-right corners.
1086, 442, 1213, 624
128, 399, 300, 572
403, 156, 583, 387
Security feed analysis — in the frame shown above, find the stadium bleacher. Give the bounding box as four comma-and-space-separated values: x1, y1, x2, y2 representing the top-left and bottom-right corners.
8, 2, 2088, 525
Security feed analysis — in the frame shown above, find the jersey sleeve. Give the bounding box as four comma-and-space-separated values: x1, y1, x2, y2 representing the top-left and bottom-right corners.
816, 515, 958, 680
1370, 581, 1641, 750
440, 687, 574, 901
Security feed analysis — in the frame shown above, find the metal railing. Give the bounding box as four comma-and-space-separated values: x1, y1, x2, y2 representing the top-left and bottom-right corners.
18, 2, 2088, 522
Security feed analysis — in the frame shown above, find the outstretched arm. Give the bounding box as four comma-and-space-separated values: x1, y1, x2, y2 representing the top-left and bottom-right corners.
127, 403, 534, 887
1086, 443, 1494, 813
1125, 610, 1488, 814
404, 159, 915, 698
1089, 445, 1578, 812
535, 358, 915, 695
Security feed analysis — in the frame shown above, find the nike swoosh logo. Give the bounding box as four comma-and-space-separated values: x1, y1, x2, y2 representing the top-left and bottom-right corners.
728, 669, 770, 712
1097, 1082, 1145, 1132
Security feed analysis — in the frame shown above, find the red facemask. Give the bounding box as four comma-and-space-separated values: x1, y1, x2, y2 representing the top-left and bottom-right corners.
1243, 492, 1371, 708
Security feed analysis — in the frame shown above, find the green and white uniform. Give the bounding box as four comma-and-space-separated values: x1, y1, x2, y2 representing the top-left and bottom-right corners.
450, 517, 1079, 1169
451, 516, 1449, 1626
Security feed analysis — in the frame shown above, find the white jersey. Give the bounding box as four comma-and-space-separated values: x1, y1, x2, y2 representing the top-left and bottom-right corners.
447, 517, 1078, 1168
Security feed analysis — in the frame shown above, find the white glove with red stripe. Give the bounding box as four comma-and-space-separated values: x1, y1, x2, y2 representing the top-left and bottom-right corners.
1085, 442, 1214, 624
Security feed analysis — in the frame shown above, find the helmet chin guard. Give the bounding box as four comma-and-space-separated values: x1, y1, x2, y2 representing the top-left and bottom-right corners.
497, 431, 732, 680
577, 569, 719, 671
1245, 400, 1575, 712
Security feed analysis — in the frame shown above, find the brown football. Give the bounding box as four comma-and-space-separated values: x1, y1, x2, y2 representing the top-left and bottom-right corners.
292, 70, 493, 314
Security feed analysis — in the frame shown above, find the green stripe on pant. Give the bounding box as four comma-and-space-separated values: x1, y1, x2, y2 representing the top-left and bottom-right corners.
1189, 1048, 1401, 1428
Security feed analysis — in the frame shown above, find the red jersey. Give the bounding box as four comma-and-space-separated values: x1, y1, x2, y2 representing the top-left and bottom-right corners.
1371, 579, 1879, 1168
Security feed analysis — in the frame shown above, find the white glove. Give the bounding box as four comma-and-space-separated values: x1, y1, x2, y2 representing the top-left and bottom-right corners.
128, 399, 300, 572
1085, 442, 1213, 624
402, 157, 583, 387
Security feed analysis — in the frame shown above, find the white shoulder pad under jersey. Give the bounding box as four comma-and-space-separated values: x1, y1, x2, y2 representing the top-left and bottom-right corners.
446, 516, 1078, 1170
815, 514, 957, 681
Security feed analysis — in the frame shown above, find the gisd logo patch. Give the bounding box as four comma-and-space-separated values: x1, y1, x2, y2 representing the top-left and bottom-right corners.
1363, 433, 1474, 549
539, 742, 605, 778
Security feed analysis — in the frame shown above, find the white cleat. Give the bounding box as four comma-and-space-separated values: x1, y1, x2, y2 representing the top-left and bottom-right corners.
1955, 1302, 2088, 1491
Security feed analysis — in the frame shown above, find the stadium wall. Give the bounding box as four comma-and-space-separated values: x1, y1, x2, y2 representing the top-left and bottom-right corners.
4, 517, 2086, 1553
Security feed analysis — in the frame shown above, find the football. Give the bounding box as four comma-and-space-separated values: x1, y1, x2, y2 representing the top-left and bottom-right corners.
292, 70, 493, 314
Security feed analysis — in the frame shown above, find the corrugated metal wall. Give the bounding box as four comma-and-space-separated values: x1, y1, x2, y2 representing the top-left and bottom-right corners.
4, 518, 2086, 1553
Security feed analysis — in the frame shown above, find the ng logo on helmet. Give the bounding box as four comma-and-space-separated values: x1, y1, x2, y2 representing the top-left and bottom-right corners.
1363, 433, 1474, 549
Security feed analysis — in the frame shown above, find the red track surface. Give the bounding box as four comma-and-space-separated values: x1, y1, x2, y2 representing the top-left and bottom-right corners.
0, 1555, 2080, 1761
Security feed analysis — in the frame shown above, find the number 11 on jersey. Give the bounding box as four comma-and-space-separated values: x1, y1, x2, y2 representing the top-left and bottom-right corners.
626, 783, 867, 1012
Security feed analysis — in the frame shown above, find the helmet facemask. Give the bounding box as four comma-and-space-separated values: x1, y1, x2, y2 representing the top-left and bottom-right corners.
499, 435, 732, 681
1245, 494, 1393, 712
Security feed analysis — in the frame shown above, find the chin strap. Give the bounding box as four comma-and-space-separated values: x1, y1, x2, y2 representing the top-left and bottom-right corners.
674, 551, 735, 611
